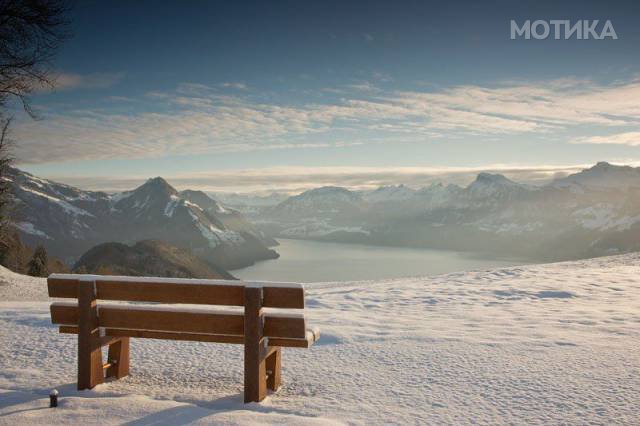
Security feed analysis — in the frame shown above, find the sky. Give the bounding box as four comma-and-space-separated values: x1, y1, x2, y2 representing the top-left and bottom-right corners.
10, 0, 640, 193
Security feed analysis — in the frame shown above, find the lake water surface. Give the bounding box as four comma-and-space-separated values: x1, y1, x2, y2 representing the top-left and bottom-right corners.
232, 238, 527, 283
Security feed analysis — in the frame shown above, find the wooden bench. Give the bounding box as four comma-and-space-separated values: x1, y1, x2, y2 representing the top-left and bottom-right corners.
47, 274, 320, 403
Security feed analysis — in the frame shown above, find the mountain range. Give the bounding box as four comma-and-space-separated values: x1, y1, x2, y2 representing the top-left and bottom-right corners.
7, 162, 640, 268
257, 162, 640, 261
6, 168, 278, 270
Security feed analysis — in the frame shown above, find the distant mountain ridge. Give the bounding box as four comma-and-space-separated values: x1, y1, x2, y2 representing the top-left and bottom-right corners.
260, 162, 640, 261
551, 161, 640, 191
210, 192, 289, 215
6, 168, 278, 270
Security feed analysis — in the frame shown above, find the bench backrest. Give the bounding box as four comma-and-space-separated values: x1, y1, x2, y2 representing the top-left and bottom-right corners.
48, 274, 308, 341
48, 274, 304, 308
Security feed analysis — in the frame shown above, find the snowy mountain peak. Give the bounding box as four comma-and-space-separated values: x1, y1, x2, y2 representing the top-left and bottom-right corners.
552, 162, 640, 191
472, 172, 517, 187
303, 186, 357, 197
594, 161, 613, 169
111, 176, 179, 215
466, 173, 524, 198
136, 177, 178, 197
272, 186, 363, 218
288, 186, 362, 204
364, 184, 416, 203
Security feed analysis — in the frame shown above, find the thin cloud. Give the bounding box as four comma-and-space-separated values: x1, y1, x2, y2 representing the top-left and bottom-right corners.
13, 77, 640, 164
345, 82, 379, 92
48, 72, 125, 91
571, 132, 640, 146
221, 82, 248, 90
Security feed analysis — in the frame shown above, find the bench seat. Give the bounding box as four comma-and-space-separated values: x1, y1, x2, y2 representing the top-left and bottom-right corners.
57, 325, 321, 348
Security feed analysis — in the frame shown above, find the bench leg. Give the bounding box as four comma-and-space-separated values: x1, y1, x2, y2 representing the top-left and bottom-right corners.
78, 280, 104, 390
266, 346, 281, 391
78, 336, 103, 390
244, 286, 267, 403
244, 338, 268, 403
106, 337, 130, 380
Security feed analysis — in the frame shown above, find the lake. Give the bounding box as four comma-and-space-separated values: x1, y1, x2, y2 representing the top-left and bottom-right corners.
232, 238, 526, 282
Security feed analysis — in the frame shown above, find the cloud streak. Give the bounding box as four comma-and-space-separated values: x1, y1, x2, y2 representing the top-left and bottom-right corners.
13, 77, 640, 164
47, 72, 125, 91
220, 82, 248, 90
571, 131, 640, 146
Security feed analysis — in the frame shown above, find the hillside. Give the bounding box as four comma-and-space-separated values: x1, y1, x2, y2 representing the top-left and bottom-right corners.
6, 167, 278, 270
262, 162, 640, 261
73, 240, 233, 279
0, 230, 69, 275
1, 254, 639, 423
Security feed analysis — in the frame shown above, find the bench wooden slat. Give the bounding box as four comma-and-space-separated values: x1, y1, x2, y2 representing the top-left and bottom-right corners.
58, 326, 318, 348
47, 275, 304, 309
51, 303, 307, 339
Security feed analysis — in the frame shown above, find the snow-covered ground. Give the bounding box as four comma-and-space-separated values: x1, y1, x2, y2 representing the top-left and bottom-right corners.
1, 254, 639, 424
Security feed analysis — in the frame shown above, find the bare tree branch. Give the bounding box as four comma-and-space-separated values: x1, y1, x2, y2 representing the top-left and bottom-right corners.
0, 114, 14, 246
0, 0, 71, 241
0, 0, 71, 118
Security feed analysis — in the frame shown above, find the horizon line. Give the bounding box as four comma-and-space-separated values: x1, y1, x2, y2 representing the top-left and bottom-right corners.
14, 161, 636, 195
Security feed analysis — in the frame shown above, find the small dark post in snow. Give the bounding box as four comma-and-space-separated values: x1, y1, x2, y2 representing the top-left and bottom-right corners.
49, 389, 58, 408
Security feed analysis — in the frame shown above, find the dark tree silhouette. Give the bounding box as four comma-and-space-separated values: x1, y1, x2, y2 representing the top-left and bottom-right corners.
27, 244, 48, 276
0, 0, 71, 116
0, 117, 13, 228
0, 0, 70, 245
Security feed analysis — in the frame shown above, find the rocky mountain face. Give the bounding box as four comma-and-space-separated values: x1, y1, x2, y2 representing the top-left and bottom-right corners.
179, 189, 278, 247
6, 168, 278, 270
73, 240, 232, 279
261, 162, 640, 261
